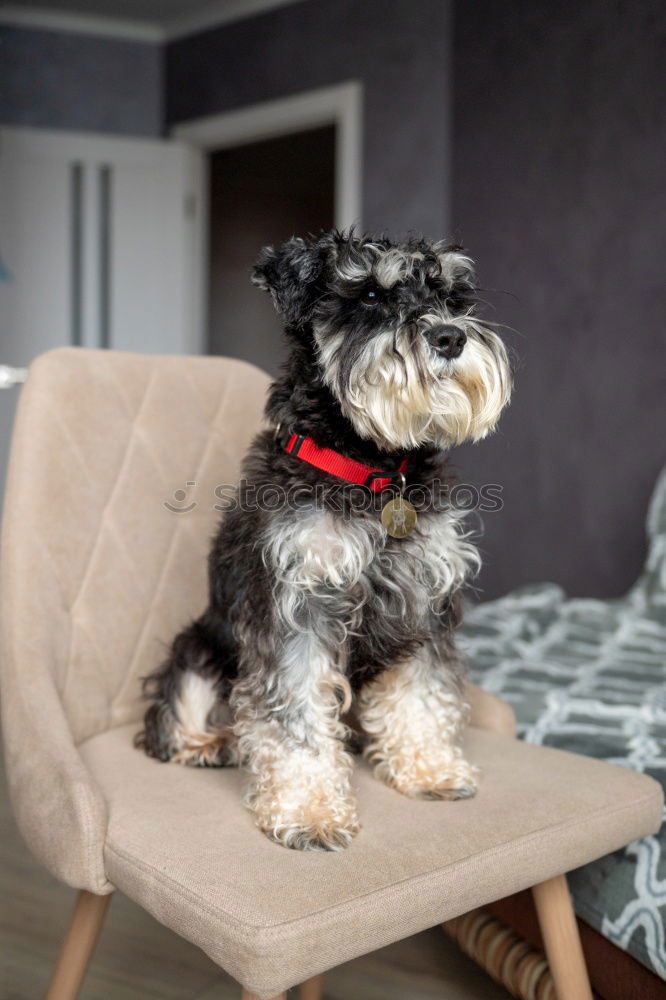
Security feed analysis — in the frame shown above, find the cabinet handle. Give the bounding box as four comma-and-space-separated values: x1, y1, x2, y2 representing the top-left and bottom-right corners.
70, 161, 84, 348
99, 164, 112, 349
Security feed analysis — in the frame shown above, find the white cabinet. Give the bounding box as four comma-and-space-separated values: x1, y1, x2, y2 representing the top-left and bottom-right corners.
0, 126, 204, 503
0, 126, 204, 363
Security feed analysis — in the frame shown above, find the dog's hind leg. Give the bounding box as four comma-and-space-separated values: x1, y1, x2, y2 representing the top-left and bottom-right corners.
134, 616, 239, 767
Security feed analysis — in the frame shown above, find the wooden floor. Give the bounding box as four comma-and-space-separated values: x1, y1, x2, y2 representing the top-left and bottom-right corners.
0, 748, 510, 1000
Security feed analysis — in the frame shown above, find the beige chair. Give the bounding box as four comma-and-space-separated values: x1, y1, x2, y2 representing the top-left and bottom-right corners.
1, 347, 662, 1000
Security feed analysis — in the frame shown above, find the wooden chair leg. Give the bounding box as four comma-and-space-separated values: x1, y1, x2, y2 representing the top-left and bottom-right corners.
241, 979, 321, 1000
532, 874, 593, 1000
299, 974, 324, 999
241, 993, 287, 1000
45, 890, 112, 1000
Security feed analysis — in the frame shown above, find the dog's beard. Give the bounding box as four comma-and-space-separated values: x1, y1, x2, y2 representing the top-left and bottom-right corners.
315, 313, 511, 450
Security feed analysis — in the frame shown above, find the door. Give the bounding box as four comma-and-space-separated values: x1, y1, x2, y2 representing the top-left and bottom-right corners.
0, 126, 204, 505
207, 125, 335, 375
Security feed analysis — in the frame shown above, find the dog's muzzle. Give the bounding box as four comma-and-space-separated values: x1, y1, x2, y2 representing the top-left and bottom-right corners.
425, 324, 467, 360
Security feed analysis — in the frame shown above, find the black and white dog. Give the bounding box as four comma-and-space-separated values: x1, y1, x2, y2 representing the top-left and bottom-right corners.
136, 230, 511, 851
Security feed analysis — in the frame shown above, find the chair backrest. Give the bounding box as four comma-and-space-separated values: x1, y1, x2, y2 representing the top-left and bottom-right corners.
1, 347, 270, 745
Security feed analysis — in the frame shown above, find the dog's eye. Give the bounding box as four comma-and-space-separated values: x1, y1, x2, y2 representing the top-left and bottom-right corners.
446, 292, 471, 314
361, 285, 382, 306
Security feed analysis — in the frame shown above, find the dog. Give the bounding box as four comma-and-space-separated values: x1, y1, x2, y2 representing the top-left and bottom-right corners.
136, 229, 511, 851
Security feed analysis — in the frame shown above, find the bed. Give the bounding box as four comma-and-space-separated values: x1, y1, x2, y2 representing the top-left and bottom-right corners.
460, 468, 666, 989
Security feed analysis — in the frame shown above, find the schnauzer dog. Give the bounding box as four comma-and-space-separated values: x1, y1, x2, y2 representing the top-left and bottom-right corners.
136, 230, 511, 851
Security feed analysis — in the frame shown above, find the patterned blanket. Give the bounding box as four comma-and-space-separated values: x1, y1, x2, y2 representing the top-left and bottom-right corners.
461, 468, 666, 978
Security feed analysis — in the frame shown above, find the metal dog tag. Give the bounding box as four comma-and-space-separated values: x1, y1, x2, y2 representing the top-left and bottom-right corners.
381, 496, 418, 538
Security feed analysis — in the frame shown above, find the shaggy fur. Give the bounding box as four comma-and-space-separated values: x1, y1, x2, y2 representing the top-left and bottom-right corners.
136, 229, 511, 851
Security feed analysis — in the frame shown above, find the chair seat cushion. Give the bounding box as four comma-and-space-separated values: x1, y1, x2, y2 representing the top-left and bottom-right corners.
79, 724, 663, 999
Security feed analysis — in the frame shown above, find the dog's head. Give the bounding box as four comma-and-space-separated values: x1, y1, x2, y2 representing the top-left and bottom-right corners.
252, 230, 512, 450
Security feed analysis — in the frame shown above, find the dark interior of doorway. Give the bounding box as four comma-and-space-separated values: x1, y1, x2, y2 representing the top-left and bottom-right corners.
207, 125, 335, 375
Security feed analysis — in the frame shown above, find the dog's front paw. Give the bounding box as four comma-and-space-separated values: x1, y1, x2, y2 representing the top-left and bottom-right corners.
254, 798, 359, 851
251, 784, 360, 851
374, 749, 480, 801
270, 814, 360, 852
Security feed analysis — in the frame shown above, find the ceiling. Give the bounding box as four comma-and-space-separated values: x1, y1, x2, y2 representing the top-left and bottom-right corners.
5, 0, 214, 20
0, 0, 307, 38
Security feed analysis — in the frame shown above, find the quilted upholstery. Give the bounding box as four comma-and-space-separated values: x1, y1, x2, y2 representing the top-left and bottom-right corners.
4, 347, 270, 741
0, 347, 270, 889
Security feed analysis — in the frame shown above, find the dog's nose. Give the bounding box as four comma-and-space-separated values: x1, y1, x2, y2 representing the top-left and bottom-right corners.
427, 325, 467, 360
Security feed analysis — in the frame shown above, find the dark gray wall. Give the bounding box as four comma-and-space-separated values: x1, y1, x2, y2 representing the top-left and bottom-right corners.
0, 24, 163, 135
452, 0, 666, 600
4, 0, 662, 604
166, 0, 451, 237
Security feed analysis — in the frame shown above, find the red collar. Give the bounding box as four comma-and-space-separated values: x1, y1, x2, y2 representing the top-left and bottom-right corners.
283, 431, 409, 493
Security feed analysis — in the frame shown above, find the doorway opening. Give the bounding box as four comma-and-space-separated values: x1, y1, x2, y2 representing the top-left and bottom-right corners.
207, 125, 335, 375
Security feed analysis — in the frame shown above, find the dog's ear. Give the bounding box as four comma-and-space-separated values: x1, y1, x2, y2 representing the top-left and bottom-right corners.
251, 236, 326, 327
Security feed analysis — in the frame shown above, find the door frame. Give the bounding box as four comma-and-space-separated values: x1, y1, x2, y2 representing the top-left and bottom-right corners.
171, 80, 363, 230
172, 82, 363, 353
